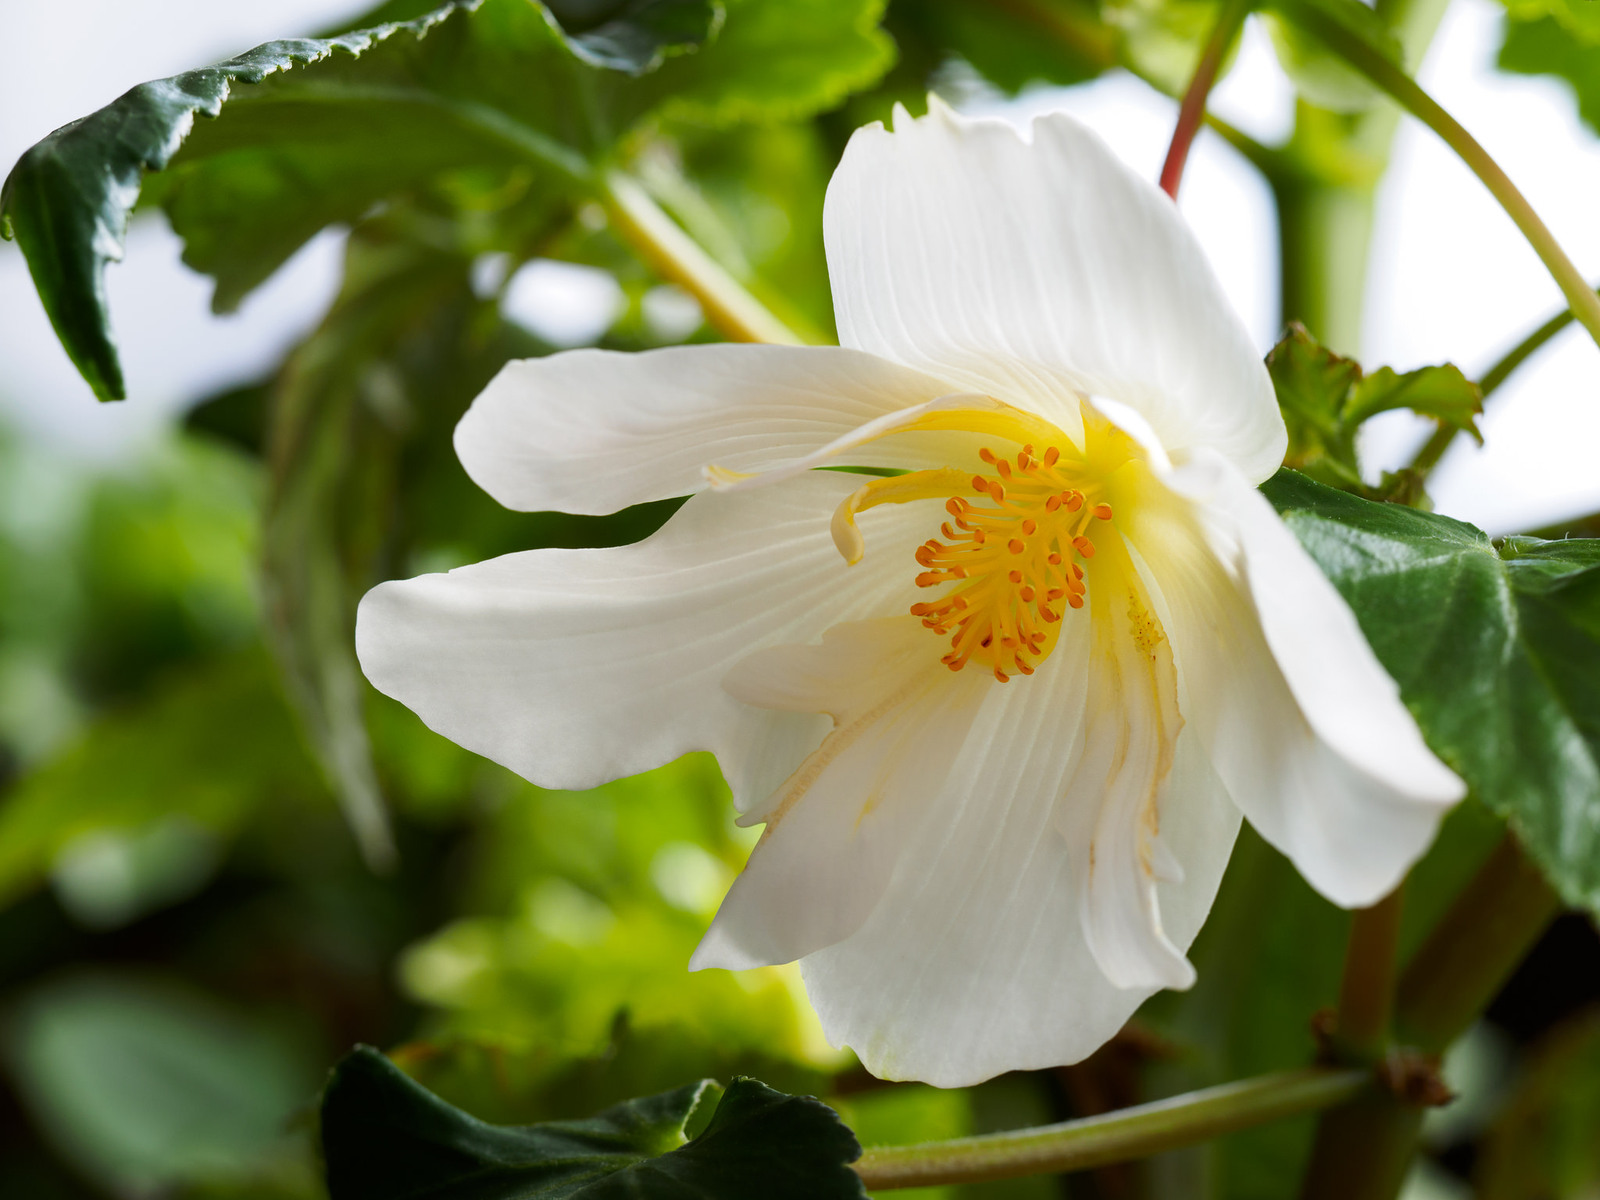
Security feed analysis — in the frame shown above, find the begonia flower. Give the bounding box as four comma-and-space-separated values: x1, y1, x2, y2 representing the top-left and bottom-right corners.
356, 100, 1464, 1087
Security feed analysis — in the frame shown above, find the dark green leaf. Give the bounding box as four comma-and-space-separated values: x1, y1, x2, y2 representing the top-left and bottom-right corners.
1265, 324, 1481, 492
319, 1046, 867, 1199
889, 0, 1115, 95
0, 0, 719, 401
1262, 469, 1600, 915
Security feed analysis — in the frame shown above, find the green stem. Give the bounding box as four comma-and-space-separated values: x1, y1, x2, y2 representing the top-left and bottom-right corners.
1298, 1097, 1424, 1200
1292, 4, 1600, 353
1408, 286, 1595, 478
1160, 0, 1254, 198
852, 1067, 1368, 1189
1334, 887, 1405, 1060
1395, 833, 1562, 1054
598, 169, 804, 346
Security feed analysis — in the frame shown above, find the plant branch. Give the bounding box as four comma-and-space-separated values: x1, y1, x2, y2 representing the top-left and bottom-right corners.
1160, 0, 1254, 197
852, 1067, 1368, 1189
598, 169, 804, 346
1395, 832, 1562, 1054
1407, 286, 1596, 479
1291, 5, 1600, 354
1333, 886, 1405, 1060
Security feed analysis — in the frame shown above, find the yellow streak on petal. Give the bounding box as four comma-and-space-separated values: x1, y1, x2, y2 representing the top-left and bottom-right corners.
830, 468, 974, 565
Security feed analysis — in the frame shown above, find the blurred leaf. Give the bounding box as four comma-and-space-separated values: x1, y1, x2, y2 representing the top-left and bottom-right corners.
890, 0, 1115, 93
1267, 0, 1404, 69
1, 0, 901, 402
1498, 12, 1600, 139
320, 1045, 867, 1199
398, 755, 843, 1072
1106, 0, 1225, 94
1262, 470, 1600, 917
647, 0, 896, 125
0, 651, 324, 913
4, 973, 320, 1196
1266, 324, 1481, 492
1475, 1007, 1600, 1199
1263, 11, 1381, 112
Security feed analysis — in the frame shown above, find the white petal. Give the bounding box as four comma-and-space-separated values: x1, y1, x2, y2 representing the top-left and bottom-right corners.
798, 629, 1240, 1087
1127, 454, 1464, 908
691, 619, 989, 970
454, 344, 967, 514
355, 472, 935, 809
824, 100, 1285, 483
1067, 568, 1195, 992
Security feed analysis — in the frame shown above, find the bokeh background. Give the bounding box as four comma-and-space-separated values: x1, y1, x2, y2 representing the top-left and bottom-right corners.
2, 1, 1598, 1198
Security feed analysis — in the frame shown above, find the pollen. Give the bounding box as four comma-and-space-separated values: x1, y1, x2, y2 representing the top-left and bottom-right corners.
911, 444, 1113, 678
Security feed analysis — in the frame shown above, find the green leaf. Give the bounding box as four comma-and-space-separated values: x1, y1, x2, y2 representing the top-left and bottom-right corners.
1265, 324, 1481, 492
319, 1046, 867, 1199
647, 0, 896, 125
0, 0, 718, 401
1262, 469, 1600, 916
0, 651, 325, 914
1262, 11, 1382, 113
5, 974, 320, 1196
1499, 12, 1600, 139
889, 0, 1115, 95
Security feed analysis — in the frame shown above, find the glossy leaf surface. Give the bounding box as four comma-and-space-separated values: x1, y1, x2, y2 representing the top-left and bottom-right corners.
1264, 470, 1600, 915
320, 1046, 867, 1199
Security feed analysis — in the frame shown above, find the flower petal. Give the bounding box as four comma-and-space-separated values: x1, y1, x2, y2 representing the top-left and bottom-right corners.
797, 630, 1239, 1087
455, 344, 967, 515
355, 472, 934, 809
1126, 453, 1464, 908
1068, 555, 1195, 992
824, 99, 1286, 483
691, 618, 990, 970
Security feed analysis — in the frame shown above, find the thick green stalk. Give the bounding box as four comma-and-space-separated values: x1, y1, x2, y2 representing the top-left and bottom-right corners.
1395, 834, 1561, 1054
852, 1068, 1367, 1189
1292, 3, 1600, 352
599, 169, 804, 346
1334, 887, 1405, 1060
1160, 0, 1255, 198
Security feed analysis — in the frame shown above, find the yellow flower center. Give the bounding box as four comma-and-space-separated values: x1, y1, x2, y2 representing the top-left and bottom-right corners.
821, 398, 1147, 685
910, 443, 1112, 682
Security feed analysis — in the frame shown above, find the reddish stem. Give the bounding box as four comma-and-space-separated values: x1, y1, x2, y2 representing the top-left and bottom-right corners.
1159, 0, 1252, 199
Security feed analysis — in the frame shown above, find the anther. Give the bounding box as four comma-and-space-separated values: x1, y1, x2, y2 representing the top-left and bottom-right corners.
1093, 503, 1113, 521
1047, 552, 1062, 566
1066, 492, 1084, 512
972, 475, 988, 494
997, 460, 1012, 479
1008, 539, 1025, 555
1021, 519, 1037, 535
988, 482, 1005, 501
1067, 594, 1085, 610
993, 669, 1010, 683
1045, 495, 1062, 512
1072, 536, 1096, 558
1043, 447, 1061, 466
1008, 570, 1023, 583
1019, 586, 1035, 602
978, 448, 997, 464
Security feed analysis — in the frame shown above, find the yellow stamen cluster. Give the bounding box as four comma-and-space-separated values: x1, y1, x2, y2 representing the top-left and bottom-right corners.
909, 445, 1112, 682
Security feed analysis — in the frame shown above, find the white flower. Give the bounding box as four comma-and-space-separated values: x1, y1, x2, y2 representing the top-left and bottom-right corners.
356, 100, 1465, 1087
